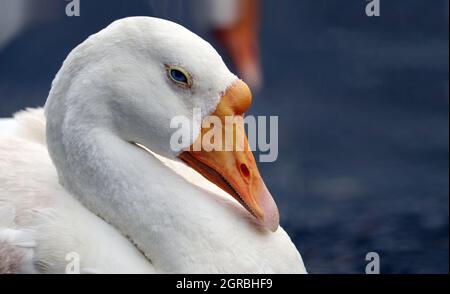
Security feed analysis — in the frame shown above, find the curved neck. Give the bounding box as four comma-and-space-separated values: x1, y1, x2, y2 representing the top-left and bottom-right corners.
50, 121, 276, 273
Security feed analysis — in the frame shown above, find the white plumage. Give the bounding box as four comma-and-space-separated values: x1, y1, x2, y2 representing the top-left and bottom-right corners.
0, 17, 306, 274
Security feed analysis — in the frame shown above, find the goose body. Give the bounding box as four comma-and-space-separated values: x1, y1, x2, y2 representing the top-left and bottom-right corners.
0, 110, 156, 274
0, 17, 306, 274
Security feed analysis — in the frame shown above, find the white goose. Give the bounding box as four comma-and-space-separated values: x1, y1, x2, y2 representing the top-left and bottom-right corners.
0, 17, 306, 274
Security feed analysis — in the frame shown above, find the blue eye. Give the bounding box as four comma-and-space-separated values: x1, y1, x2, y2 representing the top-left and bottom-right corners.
171, 69, 187, 83
167, 66, 192, 88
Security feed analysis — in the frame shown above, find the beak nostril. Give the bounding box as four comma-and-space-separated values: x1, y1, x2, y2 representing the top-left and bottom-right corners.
240, 163, 250, 178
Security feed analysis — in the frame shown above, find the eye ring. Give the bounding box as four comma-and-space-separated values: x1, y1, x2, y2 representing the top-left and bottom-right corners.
166, 65, 193, 88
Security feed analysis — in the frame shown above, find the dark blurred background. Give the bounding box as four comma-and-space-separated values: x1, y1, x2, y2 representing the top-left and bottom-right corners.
0, 0, 448, 273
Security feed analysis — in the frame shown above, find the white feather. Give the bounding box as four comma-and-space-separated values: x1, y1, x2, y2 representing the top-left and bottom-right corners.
0, 17, 306, 274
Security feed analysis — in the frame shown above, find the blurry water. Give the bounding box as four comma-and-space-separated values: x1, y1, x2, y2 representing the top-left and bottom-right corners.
0, 0, 448, 273
252, 0, 449, 273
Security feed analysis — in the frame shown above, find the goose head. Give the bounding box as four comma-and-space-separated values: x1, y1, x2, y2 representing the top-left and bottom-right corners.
45, 17, 279, 232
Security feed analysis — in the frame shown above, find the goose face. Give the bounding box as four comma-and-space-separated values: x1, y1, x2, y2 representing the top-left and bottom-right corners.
54, 17, 279, 231
109, 18, 278, 231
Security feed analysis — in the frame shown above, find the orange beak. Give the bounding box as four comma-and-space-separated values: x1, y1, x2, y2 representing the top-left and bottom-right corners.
178, 80, 279, 231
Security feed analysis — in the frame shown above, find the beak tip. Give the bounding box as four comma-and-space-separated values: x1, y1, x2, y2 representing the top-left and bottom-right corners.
259, 185, 280, 232
263, 209, 280, 232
